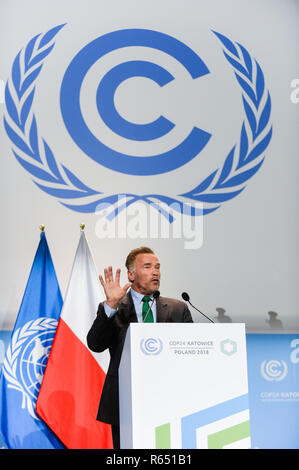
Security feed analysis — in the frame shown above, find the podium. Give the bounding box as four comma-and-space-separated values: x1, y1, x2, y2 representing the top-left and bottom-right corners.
119, 323, 250, 449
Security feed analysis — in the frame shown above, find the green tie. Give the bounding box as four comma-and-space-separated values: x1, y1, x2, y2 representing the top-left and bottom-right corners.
142, 296, 154, 323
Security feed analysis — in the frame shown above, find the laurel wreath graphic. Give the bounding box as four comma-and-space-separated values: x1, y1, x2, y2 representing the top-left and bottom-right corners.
2, 317, 57, 421
4, 25, 272, 220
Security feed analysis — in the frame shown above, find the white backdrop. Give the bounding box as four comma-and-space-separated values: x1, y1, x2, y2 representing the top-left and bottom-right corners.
0, 0, 299, 332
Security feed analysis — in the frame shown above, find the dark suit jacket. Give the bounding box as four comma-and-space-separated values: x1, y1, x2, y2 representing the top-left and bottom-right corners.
87, 291, 193, 427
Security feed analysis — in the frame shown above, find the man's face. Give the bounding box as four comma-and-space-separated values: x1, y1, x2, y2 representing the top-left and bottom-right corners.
128, 253, 160, 295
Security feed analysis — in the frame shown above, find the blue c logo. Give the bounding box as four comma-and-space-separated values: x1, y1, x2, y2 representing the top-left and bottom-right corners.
60, 29, 211, 175
96, 60, 175, 141
140, 337, 163, 355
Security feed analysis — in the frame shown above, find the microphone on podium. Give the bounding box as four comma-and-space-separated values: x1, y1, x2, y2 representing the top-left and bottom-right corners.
143, 290, 160, 322
181, 292, 214, 323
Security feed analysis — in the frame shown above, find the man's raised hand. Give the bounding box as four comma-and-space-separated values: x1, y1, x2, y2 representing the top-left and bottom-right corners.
99, 266, 132, 310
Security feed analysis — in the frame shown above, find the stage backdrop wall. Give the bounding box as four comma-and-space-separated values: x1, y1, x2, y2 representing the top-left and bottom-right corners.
1, 0, 299, 334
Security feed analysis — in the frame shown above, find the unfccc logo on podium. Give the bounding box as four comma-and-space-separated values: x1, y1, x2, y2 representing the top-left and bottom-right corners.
140, 338, 163, 356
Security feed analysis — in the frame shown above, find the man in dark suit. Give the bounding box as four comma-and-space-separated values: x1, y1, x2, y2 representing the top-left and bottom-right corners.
87, 246, 193, 449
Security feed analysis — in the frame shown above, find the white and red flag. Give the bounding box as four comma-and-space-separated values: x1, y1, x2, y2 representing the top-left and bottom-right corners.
36, 232, 113, 449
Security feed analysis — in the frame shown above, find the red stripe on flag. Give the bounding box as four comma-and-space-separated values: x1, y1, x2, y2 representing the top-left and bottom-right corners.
36, 318, 113, 449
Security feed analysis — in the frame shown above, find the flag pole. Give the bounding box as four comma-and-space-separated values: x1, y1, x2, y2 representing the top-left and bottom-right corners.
40, 224, 45, 232
80, 223, 85, 231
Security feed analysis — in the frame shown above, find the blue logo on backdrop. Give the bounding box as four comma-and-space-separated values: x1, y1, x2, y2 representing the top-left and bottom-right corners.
246, 334, 299, 449
260, 359, 288, 381
60, 29, 211, 176
3, 24, 272, 217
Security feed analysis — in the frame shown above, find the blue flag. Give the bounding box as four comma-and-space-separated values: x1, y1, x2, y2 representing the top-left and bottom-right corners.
0, 232, 64, 448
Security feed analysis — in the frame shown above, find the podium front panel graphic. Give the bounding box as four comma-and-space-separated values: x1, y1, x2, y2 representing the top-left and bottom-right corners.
119, 323, 250, 449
